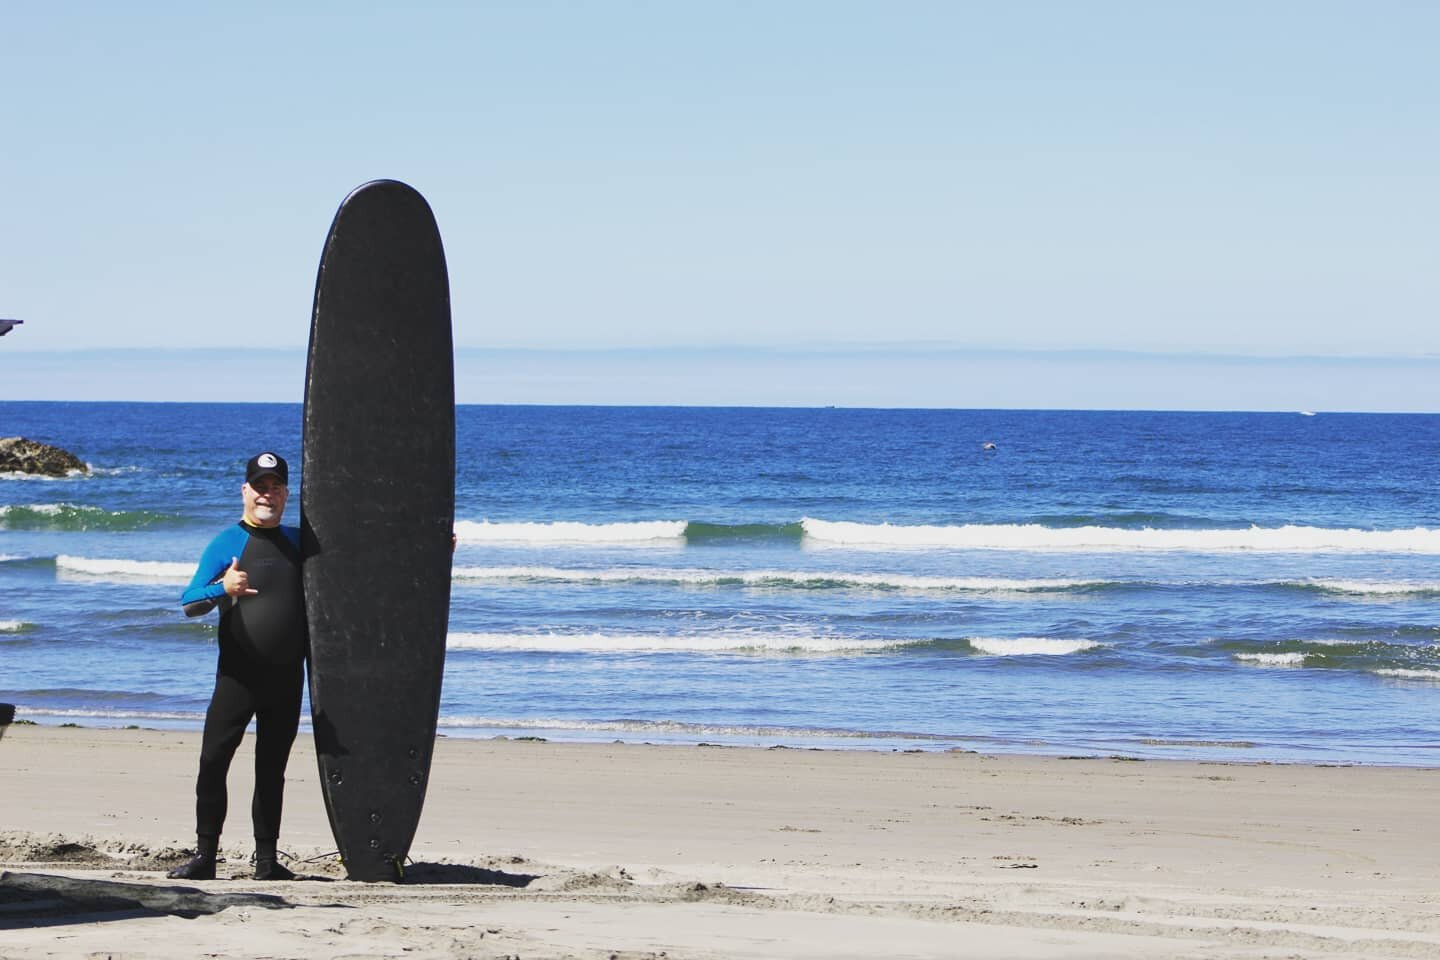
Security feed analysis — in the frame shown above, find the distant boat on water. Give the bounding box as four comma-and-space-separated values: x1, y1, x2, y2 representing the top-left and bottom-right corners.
1300, 411, 1317, 417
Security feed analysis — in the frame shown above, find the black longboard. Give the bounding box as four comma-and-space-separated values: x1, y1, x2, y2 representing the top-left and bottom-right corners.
302, 180, 454, 882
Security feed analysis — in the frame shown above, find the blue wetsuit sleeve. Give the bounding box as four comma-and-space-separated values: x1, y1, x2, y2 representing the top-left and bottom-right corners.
181, 525, 251, 617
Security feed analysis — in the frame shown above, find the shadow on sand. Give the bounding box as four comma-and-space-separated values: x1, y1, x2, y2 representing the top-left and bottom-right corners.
399, 862, 538, 886
0, 871, 299, 929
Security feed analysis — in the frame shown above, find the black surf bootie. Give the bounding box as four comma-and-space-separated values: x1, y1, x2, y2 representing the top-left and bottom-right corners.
254, 858, 296, 881
167, 853, 217, 881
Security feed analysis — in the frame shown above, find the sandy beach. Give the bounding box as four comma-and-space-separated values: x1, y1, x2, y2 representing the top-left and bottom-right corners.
2, 725, 1438, 959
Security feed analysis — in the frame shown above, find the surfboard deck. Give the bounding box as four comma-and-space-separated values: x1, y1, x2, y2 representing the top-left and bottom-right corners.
301, 179, 454, 882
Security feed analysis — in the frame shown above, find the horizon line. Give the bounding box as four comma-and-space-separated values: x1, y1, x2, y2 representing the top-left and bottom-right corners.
4, 343, 1439, 365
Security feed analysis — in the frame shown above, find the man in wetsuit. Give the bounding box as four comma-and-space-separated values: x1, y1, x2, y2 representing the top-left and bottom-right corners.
169, 452, 305, 881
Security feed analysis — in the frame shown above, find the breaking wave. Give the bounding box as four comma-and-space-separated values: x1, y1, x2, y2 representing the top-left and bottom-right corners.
0, 503, 177, 531
446, 631, 905, 654
55, 556, 194, 582
454, 517, 1440, 553
800, 518, 1440, 553
451, 565, 1100, 593
967, 637, 1102, 656
455, 519, 687, 544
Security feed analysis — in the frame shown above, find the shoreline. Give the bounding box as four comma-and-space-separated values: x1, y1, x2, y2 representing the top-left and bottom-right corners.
4, 725, 1439, 958
7, 715, 1438, 769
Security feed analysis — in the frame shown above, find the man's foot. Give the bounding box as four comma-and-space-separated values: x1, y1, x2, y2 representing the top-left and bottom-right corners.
254, 858, 295, 881
167, 854, 217, 880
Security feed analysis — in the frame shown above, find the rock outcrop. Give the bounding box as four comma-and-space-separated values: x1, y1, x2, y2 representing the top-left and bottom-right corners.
0, 437, 89, 476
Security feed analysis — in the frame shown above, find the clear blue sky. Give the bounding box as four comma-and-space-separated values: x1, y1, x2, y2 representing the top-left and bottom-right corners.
2, 2, 1436, 408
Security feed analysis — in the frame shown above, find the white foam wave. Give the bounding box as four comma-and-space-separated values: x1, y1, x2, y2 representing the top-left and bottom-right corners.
0, 620, 31, 632
800, 518, 1440, 554
432, 716, 961, 748
1235, 652, 1307, 667
0, 502, 130, 525
434, 715, 938, 743
968, 637, 1100, 656
451, 565, 1097, 592
14, 707, 205, 722
1303, 579, 1440, 596
451, 516, 1440, 554
56, 555, 193, 582
817, 574, 1093, 591
0, 468, 88, 481
452, 565, 688, 583
447, 631, 904, 654
1373, 668, 1440, 681
455, 519, 687, 544
1, 502, 66, 515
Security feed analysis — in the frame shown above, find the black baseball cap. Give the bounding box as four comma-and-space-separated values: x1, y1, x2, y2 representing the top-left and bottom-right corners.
245, 452, 289, 486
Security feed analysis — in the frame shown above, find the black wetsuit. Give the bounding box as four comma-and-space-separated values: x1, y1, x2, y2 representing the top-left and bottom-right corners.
180, 521, 306, 845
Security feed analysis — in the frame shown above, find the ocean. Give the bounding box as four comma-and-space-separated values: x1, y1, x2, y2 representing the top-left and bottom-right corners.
2, 402, 1438, 765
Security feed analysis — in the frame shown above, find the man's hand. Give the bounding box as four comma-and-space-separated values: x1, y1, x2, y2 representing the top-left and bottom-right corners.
223, 556, 259, 598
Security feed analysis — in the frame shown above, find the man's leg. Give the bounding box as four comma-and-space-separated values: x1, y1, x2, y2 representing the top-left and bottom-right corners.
169, 671, 256, 880
251, 658, 304, 880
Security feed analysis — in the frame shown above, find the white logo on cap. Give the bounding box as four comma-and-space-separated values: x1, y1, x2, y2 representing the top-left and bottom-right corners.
258, 453, 278, 468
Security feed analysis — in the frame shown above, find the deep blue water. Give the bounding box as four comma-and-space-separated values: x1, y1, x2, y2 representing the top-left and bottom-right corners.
3, 402, 1439, 764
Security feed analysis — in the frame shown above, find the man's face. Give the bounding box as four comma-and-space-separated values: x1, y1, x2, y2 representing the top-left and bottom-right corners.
243, 474, 288, 527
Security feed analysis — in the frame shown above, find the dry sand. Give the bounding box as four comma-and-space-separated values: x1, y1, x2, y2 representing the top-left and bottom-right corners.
1, 724, 1438, 958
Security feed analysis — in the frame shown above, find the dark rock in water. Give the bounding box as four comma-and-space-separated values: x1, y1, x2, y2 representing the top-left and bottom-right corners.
0, 437, 89, 476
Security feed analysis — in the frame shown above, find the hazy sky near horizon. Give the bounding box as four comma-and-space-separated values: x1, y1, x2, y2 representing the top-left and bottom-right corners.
2, 2, 1437, 405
